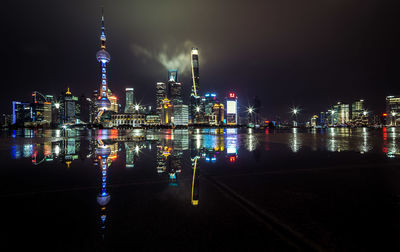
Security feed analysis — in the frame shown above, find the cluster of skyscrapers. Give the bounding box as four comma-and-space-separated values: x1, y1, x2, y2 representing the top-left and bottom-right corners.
308, 96, 400, 127
4, 9, 399, 129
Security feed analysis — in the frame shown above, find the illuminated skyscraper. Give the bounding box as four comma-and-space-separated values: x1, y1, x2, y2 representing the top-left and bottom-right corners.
169, 82, 183, 105
156, 82, 167, 117
226, 92, 238, 125
173, 104, 189, 126
190, 48, 201, 123
125, 88, 135, 113
351, 99, 364, 120
95, 9, 111, 122
386, 96, 400, 126
190, 48, 200, 97
58, 88, 79, 124
331, 102, 349, 125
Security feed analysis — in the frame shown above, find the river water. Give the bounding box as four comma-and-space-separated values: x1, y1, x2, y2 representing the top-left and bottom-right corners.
1, 127, 399, 251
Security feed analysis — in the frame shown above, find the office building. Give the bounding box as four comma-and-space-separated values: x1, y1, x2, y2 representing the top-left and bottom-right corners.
386, 96, 400, 126
169, 81, 183, 105
226, 92, 238, 125
107, 89, 118, 113
156, 82, 167, 116
212, 103, 225, 125
351, 99, 364, 120
124, 88, 135, 113
58, 88, 80, 124
161, 98, 173, 125
331, 102, 349, 125
12, 101, 31, 125
146, 114, 161, 125
111, 113, 145, 127
190, 48, 200, 123
173, 105, 189, 126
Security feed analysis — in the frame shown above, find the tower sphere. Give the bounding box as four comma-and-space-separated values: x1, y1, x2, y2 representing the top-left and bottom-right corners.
97, 194, 111, 206
96, 50, 111, 63
96, 98, 111, 109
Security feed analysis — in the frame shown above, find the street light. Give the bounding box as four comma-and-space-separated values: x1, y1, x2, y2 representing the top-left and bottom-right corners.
247, 106, 254, 126
392, 112, 397, 126
135, 104, 140, 111
196, 106, 200, 113
55, 103, 60, 109
291, 107, 300, 127
363, 111, 368, 116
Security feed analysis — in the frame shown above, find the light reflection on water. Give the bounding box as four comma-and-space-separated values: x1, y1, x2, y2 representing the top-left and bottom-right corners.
5, 127, 400, 240
8, 128, 400, 164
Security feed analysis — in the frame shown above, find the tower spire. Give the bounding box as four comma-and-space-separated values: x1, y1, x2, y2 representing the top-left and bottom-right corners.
100, 7, 106, 49
95, 7, 111, 123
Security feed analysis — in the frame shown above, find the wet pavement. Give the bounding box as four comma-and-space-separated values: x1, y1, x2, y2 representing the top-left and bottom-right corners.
1, 128, 400, 251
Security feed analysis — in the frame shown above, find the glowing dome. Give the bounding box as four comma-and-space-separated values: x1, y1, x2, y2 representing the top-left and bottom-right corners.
96, 50, 111, 63
96, 98, 111, 109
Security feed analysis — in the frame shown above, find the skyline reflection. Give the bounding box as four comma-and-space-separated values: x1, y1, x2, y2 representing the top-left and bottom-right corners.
5, 127, 400, 247
9, 128, 400, 166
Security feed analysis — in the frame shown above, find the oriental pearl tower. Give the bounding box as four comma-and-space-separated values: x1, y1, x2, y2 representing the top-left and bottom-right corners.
95, 8, 111, 123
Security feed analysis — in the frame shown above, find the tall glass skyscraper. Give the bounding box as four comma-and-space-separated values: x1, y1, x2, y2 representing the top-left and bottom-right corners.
124, 88, 135, 113
190, 48, 200, 97
190, 48, 201, 123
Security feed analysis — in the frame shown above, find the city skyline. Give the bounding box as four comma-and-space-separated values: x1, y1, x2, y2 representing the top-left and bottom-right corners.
2, 0, 399, 118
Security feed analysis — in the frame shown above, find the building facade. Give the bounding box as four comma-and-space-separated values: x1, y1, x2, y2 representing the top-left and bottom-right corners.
386, 96, 400, 126
124, 88, 135, 113
226, 92, 238, 125
173, 105, 189, 126
111, 113, 145, 127
190, 48, 200, 123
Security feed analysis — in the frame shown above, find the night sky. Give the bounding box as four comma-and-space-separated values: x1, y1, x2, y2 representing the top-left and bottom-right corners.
2, 0, 399, 120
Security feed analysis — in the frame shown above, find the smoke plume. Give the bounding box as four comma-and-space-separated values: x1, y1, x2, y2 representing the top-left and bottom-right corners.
130, 40, 199, 75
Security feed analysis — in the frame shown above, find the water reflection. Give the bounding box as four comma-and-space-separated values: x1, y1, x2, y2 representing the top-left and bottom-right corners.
94, 139, 113, 237
289, 128, 301, 153
10, 128, 400, 167
8, 127, 400, 241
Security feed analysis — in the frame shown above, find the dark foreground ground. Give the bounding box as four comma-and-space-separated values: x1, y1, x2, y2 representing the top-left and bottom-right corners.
1, 129, 399, 251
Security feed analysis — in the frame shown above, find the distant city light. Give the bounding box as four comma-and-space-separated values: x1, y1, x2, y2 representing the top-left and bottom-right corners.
196, 106, 200, 112
247, 106, 254, 114
55, 103, 60, 109
135, 104, 140, 111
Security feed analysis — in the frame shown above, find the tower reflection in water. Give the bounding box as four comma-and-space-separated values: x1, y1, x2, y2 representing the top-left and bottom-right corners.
94, 139, 113, 237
